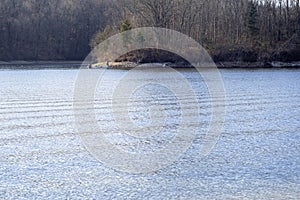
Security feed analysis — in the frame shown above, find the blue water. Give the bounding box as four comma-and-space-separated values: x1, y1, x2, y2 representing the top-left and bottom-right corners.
0, 68, 299, 199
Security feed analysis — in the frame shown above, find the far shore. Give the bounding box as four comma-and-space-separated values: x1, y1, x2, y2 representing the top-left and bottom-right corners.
0, 61, 82, 65
0, 61, 83, 69
91, 61, 300, 69
1, 60, 300, 69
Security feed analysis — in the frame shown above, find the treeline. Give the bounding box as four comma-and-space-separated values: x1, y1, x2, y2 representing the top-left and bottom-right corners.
1, 0, 300, 62
93, 0, 300, 62
0, 0, 110, 60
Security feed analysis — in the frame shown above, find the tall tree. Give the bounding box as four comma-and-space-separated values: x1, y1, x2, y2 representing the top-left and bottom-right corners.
246, 1, 259, 41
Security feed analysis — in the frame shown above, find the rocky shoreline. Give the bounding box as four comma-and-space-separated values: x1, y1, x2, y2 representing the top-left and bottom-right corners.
216, 61, 300, 68
1, 61, 300, 69
91, 61, 300, 69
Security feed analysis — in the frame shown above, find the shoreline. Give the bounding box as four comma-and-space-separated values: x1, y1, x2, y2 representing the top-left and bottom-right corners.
92, 61, 300, 69
1, 61, 300, 69
216, 61, 300, 68
0, 61, 83, 69
0, 61, 82, 66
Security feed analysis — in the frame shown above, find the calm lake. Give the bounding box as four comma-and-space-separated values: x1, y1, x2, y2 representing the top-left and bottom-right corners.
0, 68, 299, 199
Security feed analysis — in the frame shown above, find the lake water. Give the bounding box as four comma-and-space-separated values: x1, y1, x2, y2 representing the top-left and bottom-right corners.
0, 68, 299, 199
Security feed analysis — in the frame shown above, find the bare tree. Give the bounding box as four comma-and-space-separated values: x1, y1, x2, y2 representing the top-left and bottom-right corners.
0, 0, 299, 61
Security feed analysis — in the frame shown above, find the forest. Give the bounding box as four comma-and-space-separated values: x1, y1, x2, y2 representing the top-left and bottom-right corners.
1, 0, 299, 62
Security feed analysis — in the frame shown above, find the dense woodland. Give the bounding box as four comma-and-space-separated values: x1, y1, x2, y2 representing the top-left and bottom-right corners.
1, 0, 299, 62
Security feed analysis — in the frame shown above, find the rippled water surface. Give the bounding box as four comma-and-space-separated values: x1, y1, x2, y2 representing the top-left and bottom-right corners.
0, 68, 299, 199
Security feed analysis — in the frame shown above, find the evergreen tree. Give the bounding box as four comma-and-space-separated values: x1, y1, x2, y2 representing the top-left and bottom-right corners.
246, 1, 259, 40
120, 20, 132, 32
120, 20, 132, 48
297, 10, 300, 42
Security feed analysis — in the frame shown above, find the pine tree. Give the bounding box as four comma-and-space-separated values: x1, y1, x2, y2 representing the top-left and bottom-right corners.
120, 20, 132, 32
297, 6, 300, 42
246, 1, 259, 40
120, 20, 132, 48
